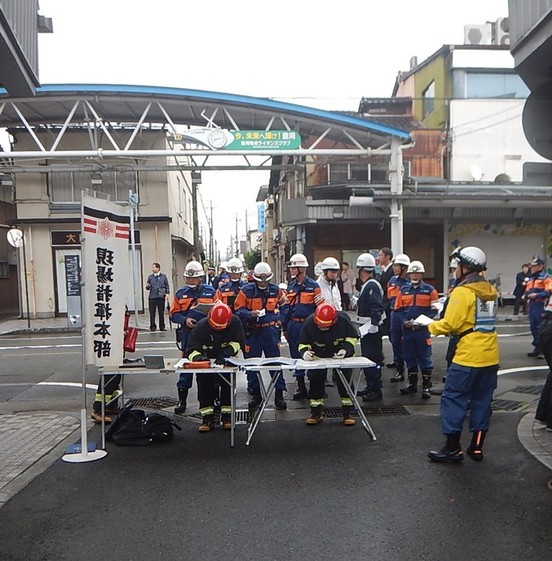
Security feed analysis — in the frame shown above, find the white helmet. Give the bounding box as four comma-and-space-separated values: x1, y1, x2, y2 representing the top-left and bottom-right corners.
356, 253, 376, 270
227, 257, 244, 274
321, 257, 340, 271
184, 260, 205, 278
218, 261, 228, 271
452, 246, 486, 272
288, 253, 309, 268
253, 262, 273, 282
407, 260, 425, 274
393, 253, 410, 267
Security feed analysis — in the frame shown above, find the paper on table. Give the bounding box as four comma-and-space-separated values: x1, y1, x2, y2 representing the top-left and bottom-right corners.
413, 314, 434, 326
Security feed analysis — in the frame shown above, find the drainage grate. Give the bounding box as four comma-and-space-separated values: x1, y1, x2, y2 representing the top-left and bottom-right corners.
491, 399, 527, 412
323, 405, 410, 418
187, 410, 252, 424
126, 396, 178, 410
510, 384, 545, 396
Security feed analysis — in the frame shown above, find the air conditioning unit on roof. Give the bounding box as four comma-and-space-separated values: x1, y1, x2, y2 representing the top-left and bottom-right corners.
464, 23, 492, 46
493, 17, 510, 46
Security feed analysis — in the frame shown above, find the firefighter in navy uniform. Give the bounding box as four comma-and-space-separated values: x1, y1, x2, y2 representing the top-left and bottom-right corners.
283, 253, 324, 400
234, 262, 289, 410
395, 260, 439, 399
169, 260, 216, 414
298, 303, 360, 426
215, 257, 246, 311
524, 256, 552, 357
355, 253, 385, 402
186, 303, 245, 432
427, 246, 499, 463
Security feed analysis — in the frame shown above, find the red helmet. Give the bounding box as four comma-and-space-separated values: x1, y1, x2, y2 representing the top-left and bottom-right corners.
208, 303, 233, 331
314, 303, 337, 329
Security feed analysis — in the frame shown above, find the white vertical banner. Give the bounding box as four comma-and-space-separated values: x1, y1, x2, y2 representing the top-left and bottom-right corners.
82, 191, 130, 366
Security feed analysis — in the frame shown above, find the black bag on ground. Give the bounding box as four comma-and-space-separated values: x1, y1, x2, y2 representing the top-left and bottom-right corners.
105, 403, 182, 446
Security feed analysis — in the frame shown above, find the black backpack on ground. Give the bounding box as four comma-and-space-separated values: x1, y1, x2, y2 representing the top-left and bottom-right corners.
105, 403, 182, 446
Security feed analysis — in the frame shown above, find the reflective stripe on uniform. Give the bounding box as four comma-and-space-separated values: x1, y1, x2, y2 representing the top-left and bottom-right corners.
310, 399, 324, 408
221, 406, 232, 415
199, 406, 215, 416
341, 397, 353, 407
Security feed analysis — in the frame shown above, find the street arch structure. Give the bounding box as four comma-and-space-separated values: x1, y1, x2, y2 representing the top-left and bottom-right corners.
0, 84, 410, 171
0, 84, 410, 319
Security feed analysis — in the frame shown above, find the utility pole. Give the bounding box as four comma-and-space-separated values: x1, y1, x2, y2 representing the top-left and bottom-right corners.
234, 213, 239, 257
209, 200, 214, 264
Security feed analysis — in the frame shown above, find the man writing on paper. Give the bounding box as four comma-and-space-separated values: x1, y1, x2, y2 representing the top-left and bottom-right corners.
298, 303, 360, 426
169, 260, 216, 414
186, 303, 245, 432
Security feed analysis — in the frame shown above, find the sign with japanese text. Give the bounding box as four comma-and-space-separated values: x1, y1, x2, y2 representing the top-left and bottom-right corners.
257, 203, 266, 233
171, 128, 301, 151
82, 192, 130, 366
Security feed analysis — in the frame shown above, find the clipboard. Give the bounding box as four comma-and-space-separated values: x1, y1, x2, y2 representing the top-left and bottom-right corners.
192, 302, 215, 314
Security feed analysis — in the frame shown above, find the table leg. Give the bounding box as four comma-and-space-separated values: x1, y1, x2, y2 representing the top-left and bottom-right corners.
246, 369, 279, 446
335, 367, 377, 441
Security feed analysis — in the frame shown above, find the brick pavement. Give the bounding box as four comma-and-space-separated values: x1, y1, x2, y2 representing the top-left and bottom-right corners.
0, 412, 80, 505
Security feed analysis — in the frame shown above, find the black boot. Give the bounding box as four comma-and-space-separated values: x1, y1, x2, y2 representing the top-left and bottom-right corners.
174, 388, 188, 414
248, 390, 262, 412
428, 433, 464, 463
198, 414, 215, 432
421, 373, 432, 400
306, 405, 324, 425
274, 389, 287, 410
293, 377, 308, 400
342, 405, 355, 426
400, 373, 418, 395
466, 430, 486, 461
390, 368, 405, 383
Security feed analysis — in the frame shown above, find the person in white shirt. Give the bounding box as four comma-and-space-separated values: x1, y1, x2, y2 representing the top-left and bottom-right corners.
316, 257, 343, 311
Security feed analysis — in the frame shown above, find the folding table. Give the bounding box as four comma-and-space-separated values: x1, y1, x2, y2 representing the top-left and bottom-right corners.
295, 356, 377, 440
98, 360, 239, 448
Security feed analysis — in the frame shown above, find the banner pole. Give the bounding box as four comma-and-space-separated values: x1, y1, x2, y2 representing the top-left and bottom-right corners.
129, 190, 139, 327
63, 190, 107, 463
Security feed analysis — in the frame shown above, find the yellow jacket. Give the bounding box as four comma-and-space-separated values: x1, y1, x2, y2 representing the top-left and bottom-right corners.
428, 274, 499, 367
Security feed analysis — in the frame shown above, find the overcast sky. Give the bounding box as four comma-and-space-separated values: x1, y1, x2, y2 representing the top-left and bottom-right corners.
37, 0, 509, 258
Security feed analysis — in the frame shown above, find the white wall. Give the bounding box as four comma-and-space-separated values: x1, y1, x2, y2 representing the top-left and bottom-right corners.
449, 99, 549, 182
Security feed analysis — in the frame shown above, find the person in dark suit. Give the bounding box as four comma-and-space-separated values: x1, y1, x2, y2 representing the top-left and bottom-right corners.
513, 263, 529, 316
377, 247, 394, 347
145, 262, 170, 331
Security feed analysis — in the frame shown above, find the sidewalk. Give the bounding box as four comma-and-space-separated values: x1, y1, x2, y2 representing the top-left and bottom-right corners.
0, 311, 550, 508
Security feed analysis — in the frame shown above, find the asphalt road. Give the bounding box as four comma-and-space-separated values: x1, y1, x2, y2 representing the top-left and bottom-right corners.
0, 413, 550, 561
0, 320, 550, 560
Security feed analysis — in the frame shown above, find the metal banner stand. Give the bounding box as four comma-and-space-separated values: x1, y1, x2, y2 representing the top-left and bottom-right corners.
63, 196, 107, 463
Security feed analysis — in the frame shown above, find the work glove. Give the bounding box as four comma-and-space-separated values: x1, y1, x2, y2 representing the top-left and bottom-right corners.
214, 354, 226, 366
403, 320, 414, 329
302, 350, 316, 361
192, 354, 208, 362
333, 349, 347, 359
367, 324, 379, 334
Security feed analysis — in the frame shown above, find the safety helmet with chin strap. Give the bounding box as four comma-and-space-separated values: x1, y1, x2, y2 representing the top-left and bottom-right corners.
452, 246, 487, 272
